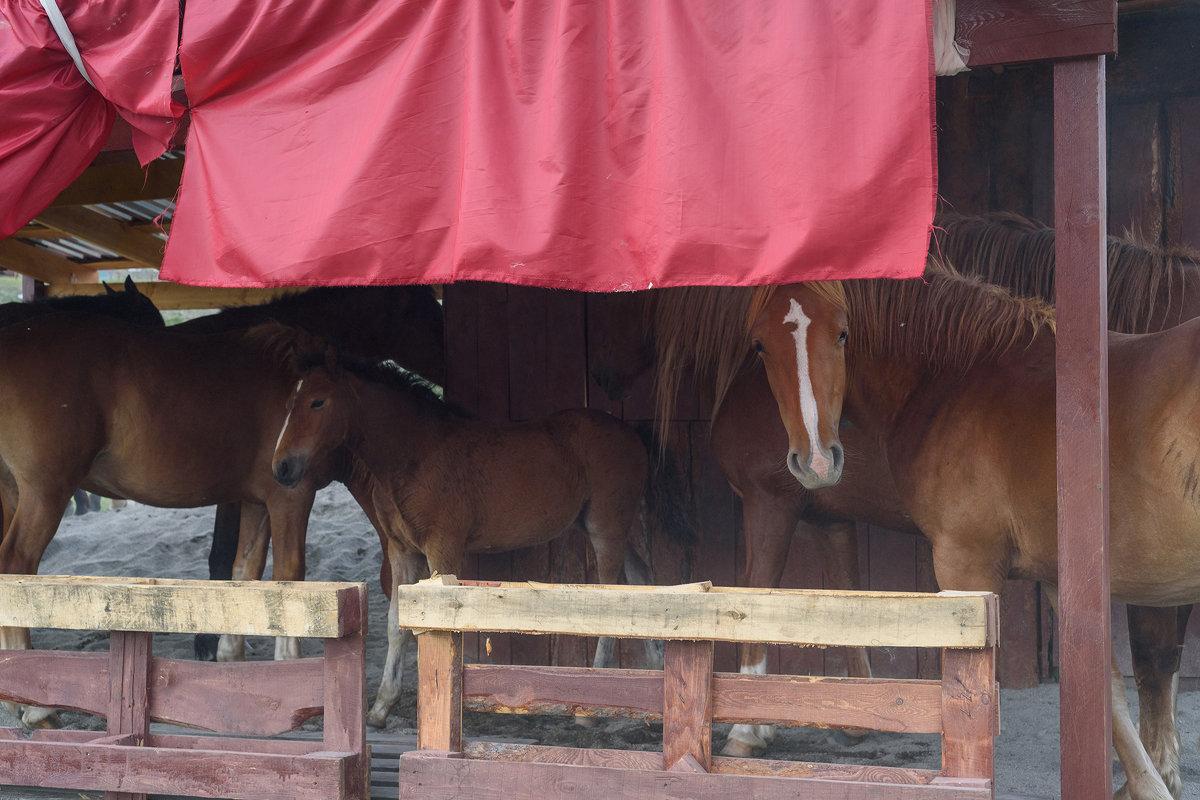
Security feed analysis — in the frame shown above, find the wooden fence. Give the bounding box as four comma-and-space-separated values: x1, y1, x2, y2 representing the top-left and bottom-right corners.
0, 575, 368, 800
396, 576, 1000, 800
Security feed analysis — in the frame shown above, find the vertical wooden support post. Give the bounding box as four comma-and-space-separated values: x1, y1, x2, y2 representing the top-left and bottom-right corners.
323, 584, 368, 800
941, 647, 998, 779
662, 639, 714, 772
417, 630, 463, 753
1054, 54, 1112, 800
105, 629, 153, 800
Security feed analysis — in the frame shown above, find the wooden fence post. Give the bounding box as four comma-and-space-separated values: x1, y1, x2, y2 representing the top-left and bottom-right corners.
106, 629, 153, 800
662, 639, 714, 772
417, 630, 463, 753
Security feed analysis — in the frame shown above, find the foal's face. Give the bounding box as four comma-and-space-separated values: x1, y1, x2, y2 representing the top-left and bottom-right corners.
271, 367, 346, 489
749, 284, 847, 489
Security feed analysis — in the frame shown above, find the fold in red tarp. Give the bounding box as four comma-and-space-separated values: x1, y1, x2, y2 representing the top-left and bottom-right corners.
0, 0, 182, 239
164, 0, 935, 289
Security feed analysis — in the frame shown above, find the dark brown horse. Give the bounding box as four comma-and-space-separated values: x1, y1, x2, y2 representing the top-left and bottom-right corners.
174, 284, 445, 661
742, 264, 1200, 800
0, 318, 329, 725
269, 350, 657, 727
0, 275, 163, 330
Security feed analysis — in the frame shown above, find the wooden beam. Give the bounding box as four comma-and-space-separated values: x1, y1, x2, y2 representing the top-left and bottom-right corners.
35, 207, 166, 268
1054, 56, 1112, 800
0, 238, 99, 284
417, 631, 463, 753
0, 575, 365, 639
48, 155, 183, 207
395, 580, 997, 649
43, 281, 296, 311
955, 0, 1117, 67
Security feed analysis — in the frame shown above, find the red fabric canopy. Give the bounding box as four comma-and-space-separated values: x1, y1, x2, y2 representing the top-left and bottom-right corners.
0, 0, 181, 238
164, 0, 935, 289
1, 1, 935, 289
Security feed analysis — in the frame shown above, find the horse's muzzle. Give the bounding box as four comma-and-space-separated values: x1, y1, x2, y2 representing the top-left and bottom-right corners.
787, 444, 843, 490
272, 455, 308, 489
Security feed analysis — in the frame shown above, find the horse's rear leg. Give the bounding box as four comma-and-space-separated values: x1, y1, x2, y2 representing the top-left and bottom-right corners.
367, 543, 428, 728
216, 503, 271, 662
1121, 604, 1187, 800
722, 492, 800, 758
623, 542, 664, 668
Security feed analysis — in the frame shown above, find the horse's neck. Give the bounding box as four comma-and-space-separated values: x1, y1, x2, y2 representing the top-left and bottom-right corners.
343, 376, 452, 482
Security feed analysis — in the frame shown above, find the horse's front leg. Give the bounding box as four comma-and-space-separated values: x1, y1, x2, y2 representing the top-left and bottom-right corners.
813, 519, 872, 741
721, 491, 801, 758
216, 503, 271, 662
0, 487, 68, 728
1120, 604, 1187, 800
264, 492, 315, 661
367, 541, 428, 728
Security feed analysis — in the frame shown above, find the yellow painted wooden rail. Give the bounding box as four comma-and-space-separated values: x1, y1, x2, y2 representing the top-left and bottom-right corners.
396, 576, 1000, 800
0, 575, 369, 800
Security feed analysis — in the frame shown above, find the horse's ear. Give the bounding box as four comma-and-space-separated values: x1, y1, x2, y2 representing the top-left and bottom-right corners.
124, 275, 139, 294
104, 282, 116, 295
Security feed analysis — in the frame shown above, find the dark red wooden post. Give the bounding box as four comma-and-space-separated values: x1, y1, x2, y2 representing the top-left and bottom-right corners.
662, 639, 714, 772
1054, 55, 1111, 800
105, 629, 153, 800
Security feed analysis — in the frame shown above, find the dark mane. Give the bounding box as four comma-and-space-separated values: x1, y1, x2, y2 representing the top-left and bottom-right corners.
935, 211, 1200, 333
300, 351, 468, 419
846, 259, 1056, 374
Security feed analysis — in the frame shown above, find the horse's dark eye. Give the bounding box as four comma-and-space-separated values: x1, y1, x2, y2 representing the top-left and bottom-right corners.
310, 399, 326, 410
752, 340, 765, 354
837, 330, 848, 345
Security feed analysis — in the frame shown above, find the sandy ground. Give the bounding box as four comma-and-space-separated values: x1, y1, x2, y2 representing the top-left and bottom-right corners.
5, 483, 1200, 799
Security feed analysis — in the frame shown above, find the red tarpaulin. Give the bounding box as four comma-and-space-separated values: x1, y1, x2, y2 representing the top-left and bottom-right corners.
2, 1, 935, 290
0, 0, 181, 238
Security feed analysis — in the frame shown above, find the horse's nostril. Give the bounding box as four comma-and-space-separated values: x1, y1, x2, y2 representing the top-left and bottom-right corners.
787, 450, 804, 476
830, 444, 844, 472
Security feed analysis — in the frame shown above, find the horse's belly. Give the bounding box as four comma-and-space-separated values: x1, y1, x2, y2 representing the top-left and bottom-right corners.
86, 453, 247, 507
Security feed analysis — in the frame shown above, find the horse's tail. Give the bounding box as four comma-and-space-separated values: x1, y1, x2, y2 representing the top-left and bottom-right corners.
629, 421, 699, 585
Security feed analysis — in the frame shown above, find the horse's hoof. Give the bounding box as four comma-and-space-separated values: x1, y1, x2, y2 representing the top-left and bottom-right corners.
366, 709, 389, 730
834, 728, 871, 745
720, 736, 766, 758
22, 707, 60, 729
193, 634, 220, 662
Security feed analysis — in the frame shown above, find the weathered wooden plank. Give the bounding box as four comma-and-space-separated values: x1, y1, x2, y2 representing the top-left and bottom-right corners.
35, 207, 166, 269
0, 238, 99, 285
0, 740, 356, 799
396, 579, 996, 649
150, 657, 324, 736
42, 280, 295, 311
662, 640, 714, 771
0, 650, 108, 716
417, 631, 462, 753
397, 751, 992, 799
955, 0, 1117, 67
0, 576, 365, 638
48, 155, 184, 207
711, 673, 944, 734
463, 665, 662, 719
1054, 55, 1113, 800
941, 649, 999, 780
322, 584, 368, 800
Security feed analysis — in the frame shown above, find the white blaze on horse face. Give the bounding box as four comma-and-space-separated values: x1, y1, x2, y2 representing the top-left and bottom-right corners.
783, 298, 830, 476
275, 379, 303, 453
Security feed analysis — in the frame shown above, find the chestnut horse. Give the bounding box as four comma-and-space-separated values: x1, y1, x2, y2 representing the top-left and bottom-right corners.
744, 265, 1200, 800
269, 350, 658, 727
0, 318, 327, 725
176, 284, 445, 662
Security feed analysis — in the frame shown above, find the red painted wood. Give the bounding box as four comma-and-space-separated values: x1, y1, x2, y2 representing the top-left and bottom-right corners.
107, 630, 153, 800
1053, 55, 1112, 800
323, 584, 368, 800
0, 739, 355, 799
662, 640, 714, 771
464, 665, 663, 719
940, 649, 998, 780
956, 0, 1116, 67
417, 631, 463, 753
396, 751, 993, 799
0, 650, 108, 715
